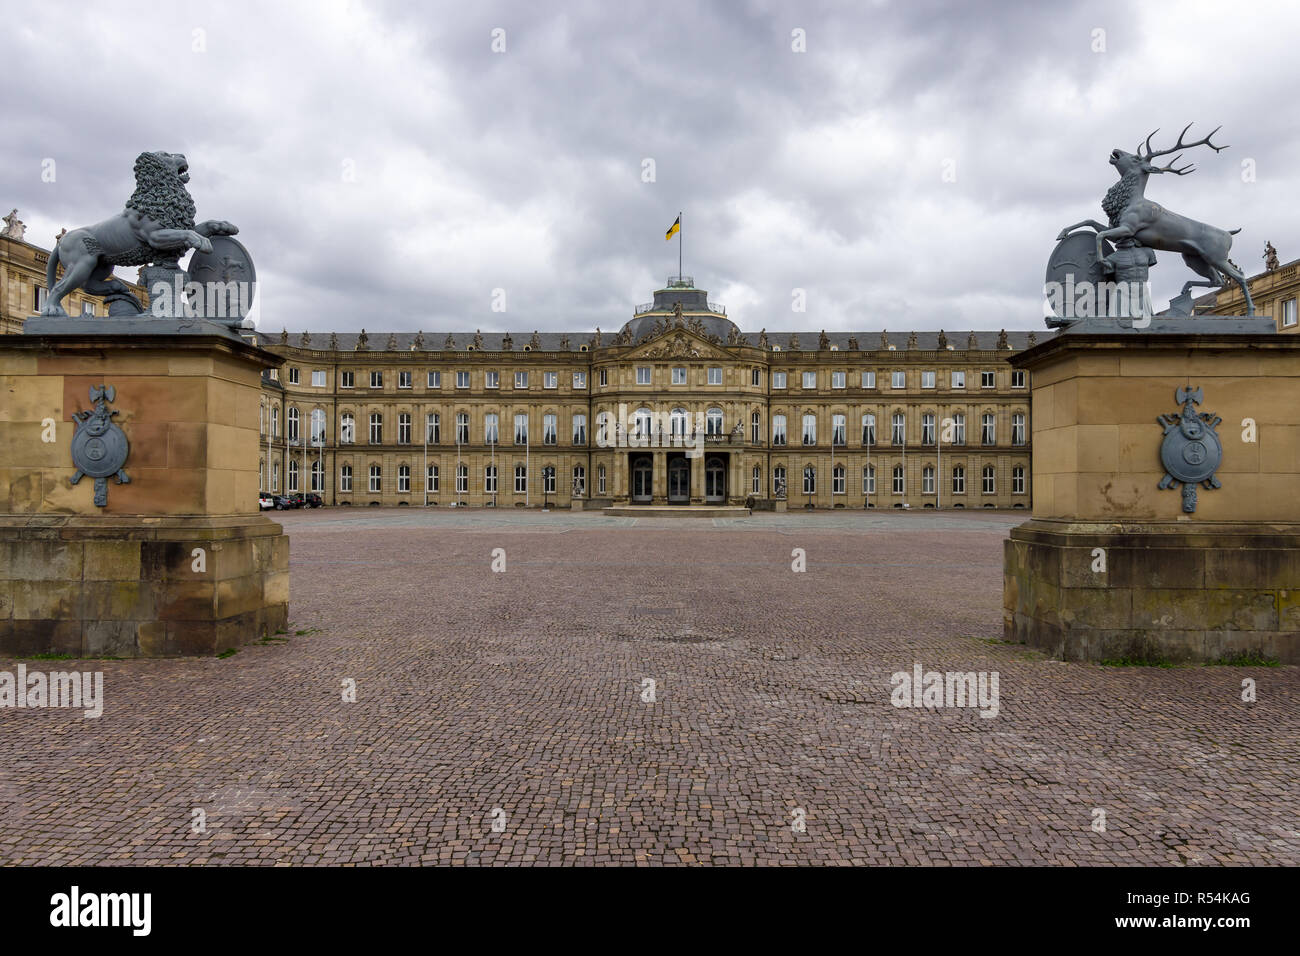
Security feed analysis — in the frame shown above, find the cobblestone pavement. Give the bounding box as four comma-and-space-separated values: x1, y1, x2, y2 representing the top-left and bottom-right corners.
2, 509, 1296, 866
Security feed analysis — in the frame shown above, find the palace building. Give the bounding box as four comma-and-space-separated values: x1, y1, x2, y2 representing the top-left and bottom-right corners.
246, 278, 1040, 510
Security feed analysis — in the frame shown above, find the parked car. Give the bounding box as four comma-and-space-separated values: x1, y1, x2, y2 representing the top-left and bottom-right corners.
258, 494, 274, 510
301, 493, 324, 508
272, 494, 295, 510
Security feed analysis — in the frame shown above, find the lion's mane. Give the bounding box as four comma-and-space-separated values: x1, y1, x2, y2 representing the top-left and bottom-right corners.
124, 152, 196, 230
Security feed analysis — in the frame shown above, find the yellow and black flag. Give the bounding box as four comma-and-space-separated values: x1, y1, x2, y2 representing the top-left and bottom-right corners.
665, 215, 681, 240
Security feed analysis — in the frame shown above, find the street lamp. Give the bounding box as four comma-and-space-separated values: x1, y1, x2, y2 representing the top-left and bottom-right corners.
542, 465, 554, 511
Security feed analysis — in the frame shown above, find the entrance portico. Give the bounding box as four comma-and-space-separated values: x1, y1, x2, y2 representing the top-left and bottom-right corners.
623, 450, 730, 505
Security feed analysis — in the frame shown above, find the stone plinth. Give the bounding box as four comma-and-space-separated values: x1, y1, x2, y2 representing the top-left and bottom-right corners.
0, 319, 287, 657
1003, 316, 1300, 663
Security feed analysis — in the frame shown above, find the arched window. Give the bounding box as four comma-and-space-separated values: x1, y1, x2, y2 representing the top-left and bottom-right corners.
288, 458, 299, 492
750, 410, 761, 444
288, 407, 300, 443
706, 407, 723, 436
311, 408, 326, 445
671, 407, 689, 438
340, 413, 355, 444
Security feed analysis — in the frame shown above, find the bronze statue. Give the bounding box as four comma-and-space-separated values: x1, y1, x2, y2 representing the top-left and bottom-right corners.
1264, 241, 1279, 271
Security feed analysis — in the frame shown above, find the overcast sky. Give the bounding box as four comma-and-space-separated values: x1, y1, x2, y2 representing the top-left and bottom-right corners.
4, 0, 1297, 334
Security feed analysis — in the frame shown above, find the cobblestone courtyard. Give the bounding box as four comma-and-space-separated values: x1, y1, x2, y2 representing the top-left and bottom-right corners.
2, 509, 1296, 865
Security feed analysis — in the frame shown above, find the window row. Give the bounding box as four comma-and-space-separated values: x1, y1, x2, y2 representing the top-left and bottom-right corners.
325, 370, 589, 391
768, 464, 1025, 496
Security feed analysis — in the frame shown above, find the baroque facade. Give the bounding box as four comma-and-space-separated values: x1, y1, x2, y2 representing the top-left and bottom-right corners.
248, 278, 1040, 510
1194, 248, 1300, 332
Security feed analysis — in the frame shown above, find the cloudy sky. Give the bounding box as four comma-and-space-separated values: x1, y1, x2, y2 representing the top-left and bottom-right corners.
4, 0, 1297, 334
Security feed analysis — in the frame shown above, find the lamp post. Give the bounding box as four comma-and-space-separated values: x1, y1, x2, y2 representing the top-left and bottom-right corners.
542, 465, 554, 511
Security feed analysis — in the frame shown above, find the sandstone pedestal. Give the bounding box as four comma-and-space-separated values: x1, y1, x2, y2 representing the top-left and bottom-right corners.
0, 319, 288, 657
1004, 316, 1300, 663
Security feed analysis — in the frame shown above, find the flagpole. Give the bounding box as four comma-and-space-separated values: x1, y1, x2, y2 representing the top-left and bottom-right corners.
678, 210, 683, 282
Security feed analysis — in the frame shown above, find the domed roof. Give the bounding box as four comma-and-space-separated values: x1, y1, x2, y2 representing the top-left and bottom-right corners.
621, 277, 737, 342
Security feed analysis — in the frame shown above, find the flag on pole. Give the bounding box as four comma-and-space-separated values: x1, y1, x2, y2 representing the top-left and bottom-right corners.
665, 215, 681, 240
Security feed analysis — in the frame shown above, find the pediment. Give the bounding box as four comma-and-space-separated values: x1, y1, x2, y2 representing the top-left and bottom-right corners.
624, 329, 732, 360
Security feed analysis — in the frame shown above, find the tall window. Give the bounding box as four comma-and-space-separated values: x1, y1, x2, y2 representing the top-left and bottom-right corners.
832, 371, 846, 389
863, 464, 875, 495
340, 413, 355, 444
398, 464, 411, 492
341, 371, 355, 389
485, 370, 500, 389
427, 371, 441, 388
982, 413, 996, 445
311, 460, 323, 492
1011, 370, 1026, 389
596, 412, 609, 446
598, 464, 607, 495
922, 465, 935, 494
891, 412, 905, 446
572, 465, 585, 497
456, 412, 470, 444
288, 459, 299, 492
368, 412, 382, 444
484, 464, 497, 494
772, 414, 787, 446
892, 464, 904, 494
1012, 465, 1026, 494
370, 371, 383, 388
543, 413, 557, 445
952, 412, 966, 445
514, 464, 527, 493
832, 464, 845, 495
802, 464, 816, 495
398, 371, 412, 389
669, 366, 684, 386
599, 368, 608, 386
752, 465, 761, 494
398, 413, 411, 444
1012, 413, 1026, 446
801, 413, 816, 446
982, 465, 996, 494
952, 465, 965, 494
707, 407, 723, 436
368, 464, 381, 492
1281, 298, 1297, 328
484, 413, 497, 445
573, 414, 587, 445
456, 464, 468, 494
751, 368, 761, 387
271, 405, 280, 437
633, 407, 652, 439
862, 413, 876, 446
427, 413, 440, 444
922, 413, 935, 445
543, 468, 556, 494
773, 465, 786, 496
511, 412, 527, 444
259, 404, 266, 436
832, 414, 846, 446
339, 464, 352, 492
427, 464, 439, 492
456, 371, 470, 389
272, 461, 279, 491
288, 407, 300, 443
751, 411, 760, 444
311, 408, 326, 445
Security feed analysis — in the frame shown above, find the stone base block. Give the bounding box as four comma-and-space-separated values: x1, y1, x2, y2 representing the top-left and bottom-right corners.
1004, 518, 1300, 663
0, 514, 288, 658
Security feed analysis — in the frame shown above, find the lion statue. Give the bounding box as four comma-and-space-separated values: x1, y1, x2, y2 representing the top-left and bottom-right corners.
40, 151, 237, 317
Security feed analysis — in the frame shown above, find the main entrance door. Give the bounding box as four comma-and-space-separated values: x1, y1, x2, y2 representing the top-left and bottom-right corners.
705, 456, 726, 502
631, 456, 653, 502
668, 456, 689, 503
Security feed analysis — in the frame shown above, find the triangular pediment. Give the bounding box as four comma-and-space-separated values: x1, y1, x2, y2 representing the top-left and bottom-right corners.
624, 328, 732, 360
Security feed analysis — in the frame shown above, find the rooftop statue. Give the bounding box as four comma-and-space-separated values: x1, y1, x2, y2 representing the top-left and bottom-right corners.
1056, 125, 1253, 314
38, 151, 238, 317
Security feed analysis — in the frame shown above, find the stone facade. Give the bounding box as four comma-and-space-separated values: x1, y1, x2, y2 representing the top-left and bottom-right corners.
248, 282, 1037, 510
0, 233, 147, 334
1195, 252, 1300, 333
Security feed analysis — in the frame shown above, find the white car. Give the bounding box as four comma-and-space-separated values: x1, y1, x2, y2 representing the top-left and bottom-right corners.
259, 494, 275, 510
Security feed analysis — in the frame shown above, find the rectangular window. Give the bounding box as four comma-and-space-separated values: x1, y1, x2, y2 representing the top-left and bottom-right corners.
456, 413, 469, 445
544, 371, 558, 389
312, 370, 326, 387
773, 371, 788, 389
484, 466, 497, 495
862, 414, 876, 446
862, 371, 876, 389
369, 414, 382, 444
832, 371, 846, 389
543, 413, 557, 445
802, 413, 817, 446
398, 466, 410, 493
983, 467, 996, 494
863, 466, 875, 495
370, 371, 382, 388
832, 467, 845, 495
636, 366, 652, 385
1012, 413, 1026, 446
951, 370, 965, 389
484, 413, 498, 445
772, 415, 787, 446
341, 370, 355, 388
1283, 298, 1298, 328
892, 467, 904, 495
514, 413, 528, 445
922, 413, 935, 445
398, 414, 411, 444
952, 468, 965, 494
35, 287, 48, 312
573, 372, 587, 389
751, 368, 760, 387
514, 465, 527, 493
599, 369, 608, 386
891, 371, 905, 389
289, 368, 300, 385
427, 370, 441, 389
485, 370, 499, 389
981, 371, 996, 388
514, 370, 528, 389
982, 413, 996, 445
892, 413, 905, 446
427, 465, 439, 493
573, 414, 587, 445
398, 371, 412, 389
369, 465, 382, 493
921, 370, 935, 389
457, 465, 468, 494
544, 469, 556, 494
708, 367, 723, 386
801, 371, 816, 389
1012, 467, 1026, 495
427, 413, 440, 444
1011, 370, 1026, 389
456, 371, 470, 389
832, 414, 846, 446
339, 466, 351, 492
672, 367, 687, 385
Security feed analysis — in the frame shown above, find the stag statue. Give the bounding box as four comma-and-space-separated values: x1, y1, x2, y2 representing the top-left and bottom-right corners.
1057, 124, 1253, 314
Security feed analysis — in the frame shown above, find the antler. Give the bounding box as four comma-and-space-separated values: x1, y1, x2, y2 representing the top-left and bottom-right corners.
1140, 123, 1228, 175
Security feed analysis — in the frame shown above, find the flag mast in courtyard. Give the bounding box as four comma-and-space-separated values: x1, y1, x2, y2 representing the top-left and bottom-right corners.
666, 212, 682, 281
